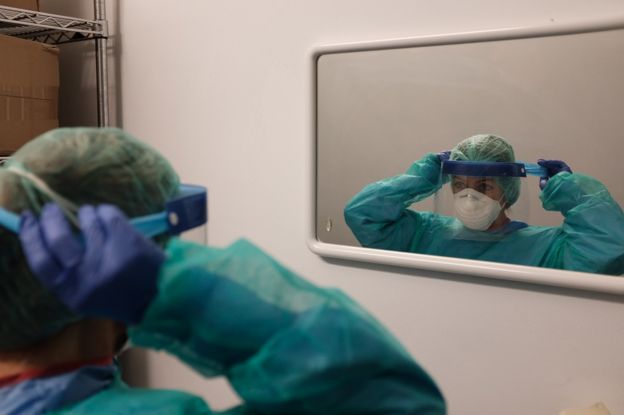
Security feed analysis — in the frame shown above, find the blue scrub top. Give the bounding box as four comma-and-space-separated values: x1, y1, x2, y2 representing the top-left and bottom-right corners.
0, 361, 116, 415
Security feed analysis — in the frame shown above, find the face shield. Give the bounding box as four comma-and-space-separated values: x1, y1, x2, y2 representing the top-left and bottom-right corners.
434, 160, 546, 236
0, 177, 208, 238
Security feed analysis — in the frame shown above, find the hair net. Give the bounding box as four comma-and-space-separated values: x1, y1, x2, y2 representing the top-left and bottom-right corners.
450, 134, 520, 206
0, 127, 180, 351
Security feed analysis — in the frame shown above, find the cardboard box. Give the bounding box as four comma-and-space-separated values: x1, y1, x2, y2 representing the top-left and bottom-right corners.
0, 0, 39, 11
0, 34, 59, 155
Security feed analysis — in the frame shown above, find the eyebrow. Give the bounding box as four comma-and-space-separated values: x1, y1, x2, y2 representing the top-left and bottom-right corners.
452, 177, 493, 183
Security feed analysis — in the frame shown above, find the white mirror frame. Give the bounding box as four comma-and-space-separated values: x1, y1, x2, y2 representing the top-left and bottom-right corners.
308, 15, 624, 295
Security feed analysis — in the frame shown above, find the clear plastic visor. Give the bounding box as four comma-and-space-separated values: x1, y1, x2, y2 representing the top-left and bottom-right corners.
432, 160, 543, 238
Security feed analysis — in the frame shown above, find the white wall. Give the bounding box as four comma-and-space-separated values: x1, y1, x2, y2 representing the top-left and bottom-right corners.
45, 1, 624, 414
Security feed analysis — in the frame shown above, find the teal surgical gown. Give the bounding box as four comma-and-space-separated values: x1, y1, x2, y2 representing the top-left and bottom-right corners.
344, 153, 624, 275
6, 238, 445, 414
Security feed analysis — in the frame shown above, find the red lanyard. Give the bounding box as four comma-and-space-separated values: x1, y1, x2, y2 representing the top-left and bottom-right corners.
0, 355, 114, 388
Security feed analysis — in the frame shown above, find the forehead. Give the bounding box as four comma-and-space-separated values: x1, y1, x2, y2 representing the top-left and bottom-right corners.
452, 176, 497, 183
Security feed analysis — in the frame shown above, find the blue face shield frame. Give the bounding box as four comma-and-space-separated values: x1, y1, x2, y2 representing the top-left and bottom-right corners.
442, 160, 547, 177
0, 184, 208, 238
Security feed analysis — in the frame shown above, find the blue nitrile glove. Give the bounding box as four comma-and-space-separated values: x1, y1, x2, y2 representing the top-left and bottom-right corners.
437, 150, 451, 163
537, 159, 572, 190
19, 203, 165, 324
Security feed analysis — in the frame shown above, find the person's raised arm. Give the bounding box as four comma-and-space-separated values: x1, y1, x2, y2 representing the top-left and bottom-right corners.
344, 152, 448, 251
20, 204, 446, 415
538, 163, 624, 275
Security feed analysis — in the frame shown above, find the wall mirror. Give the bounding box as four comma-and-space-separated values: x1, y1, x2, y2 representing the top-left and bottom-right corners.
310, 18, 624, 294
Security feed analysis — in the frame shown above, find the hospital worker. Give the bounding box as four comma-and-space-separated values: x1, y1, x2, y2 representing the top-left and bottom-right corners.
345, 134, 624, 275
0, 128, 445, 415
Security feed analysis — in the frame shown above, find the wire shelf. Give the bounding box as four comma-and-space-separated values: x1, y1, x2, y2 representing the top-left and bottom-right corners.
0, 6, 106, 44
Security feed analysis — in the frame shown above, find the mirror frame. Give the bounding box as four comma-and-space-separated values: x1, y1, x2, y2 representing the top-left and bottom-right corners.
308, 15, 624, 295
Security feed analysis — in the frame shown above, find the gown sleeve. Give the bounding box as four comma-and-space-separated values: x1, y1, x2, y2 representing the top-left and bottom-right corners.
128, 238, 446, 415
344, 153, 447, 252
540, 172, 624, 275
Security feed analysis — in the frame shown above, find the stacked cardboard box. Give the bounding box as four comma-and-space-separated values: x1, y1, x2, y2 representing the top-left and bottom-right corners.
0, 34, 59, 155
0, 1, 39, 10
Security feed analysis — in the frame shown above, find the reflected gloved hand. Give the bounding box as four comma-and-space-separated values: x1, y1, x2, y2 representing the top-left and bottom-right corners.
19, 203, 165, 324
437, 150, 451, 163
537, 159, 572, 190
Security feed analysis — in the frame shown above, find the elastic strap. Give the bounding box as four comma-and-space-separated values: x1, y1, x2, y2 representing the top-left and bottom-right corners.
6, 164, 80, 227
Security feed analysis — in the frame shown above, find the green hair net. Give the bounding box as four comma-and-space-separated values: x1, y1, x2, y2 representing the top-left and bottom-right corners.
450, 134, 520, 206
0, 127, 180, 351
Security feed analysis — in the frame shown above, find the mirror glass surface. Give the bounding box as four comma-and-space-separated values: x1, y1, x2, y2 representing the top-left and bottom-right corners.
316, 28, 624, 276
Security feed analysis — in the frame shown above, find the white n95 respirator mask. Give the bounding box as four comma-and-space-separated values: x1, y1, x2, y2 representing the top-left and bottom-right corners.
453, 188, 503, 231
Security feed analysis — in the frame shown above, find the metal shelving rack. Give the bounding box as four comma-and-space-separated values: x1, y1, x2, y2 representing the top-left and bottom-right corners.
0, 0, 109, 126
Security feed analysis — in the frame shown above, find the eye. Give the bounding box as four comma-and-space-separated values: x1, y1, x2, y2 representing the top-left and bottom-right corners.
452, 181, 466, 191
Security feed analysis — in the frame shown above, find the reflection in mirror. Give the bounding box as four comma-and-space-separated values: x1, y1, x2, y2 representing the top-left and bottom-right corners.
316, 28, 624, 276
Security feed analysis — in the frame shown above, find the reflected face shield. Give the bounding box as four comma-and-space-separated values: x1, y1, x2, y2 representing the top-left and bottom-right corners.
437, 160, 547, 232
450, 175, 505, 204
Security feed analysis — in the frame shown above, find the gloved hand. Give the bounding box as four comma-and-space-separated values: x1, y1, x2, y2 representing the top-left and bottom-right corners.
437, 150, 451, 163
19, 203, 165, 324
537, 159, 572, 190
